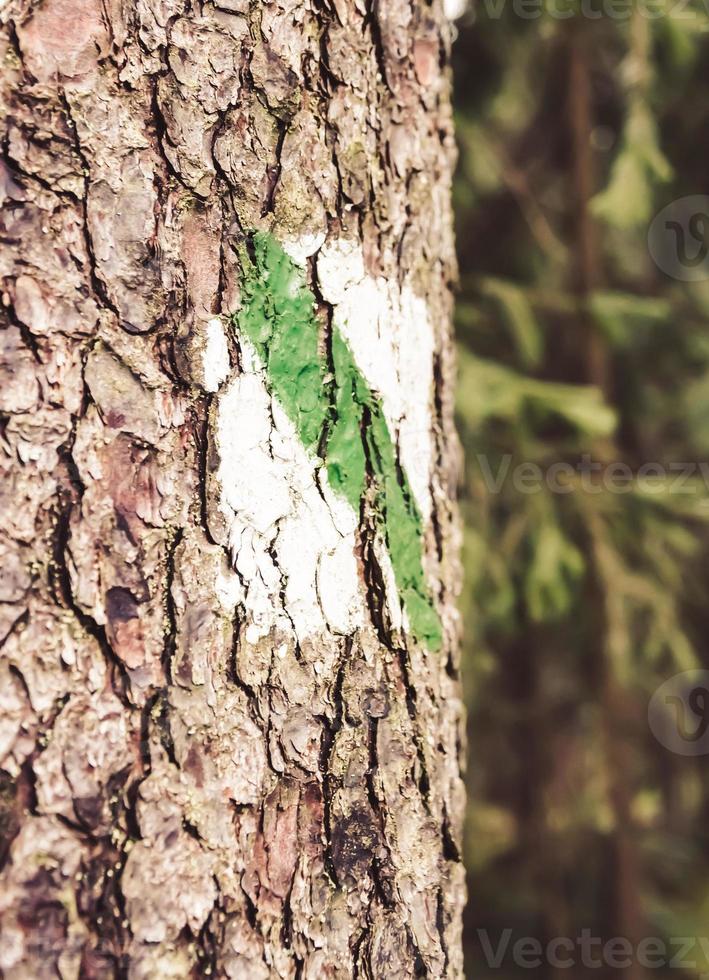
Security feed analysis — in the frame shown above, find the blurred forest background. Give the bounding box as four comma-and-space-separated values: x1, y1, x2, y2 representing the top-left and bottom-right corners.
452, 2, 709, 976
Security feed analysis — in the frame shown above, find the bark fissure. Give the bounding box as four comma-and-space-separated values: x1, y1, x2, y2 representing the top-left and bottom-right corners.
59, 89, 123, 325
318, 636, 350, 890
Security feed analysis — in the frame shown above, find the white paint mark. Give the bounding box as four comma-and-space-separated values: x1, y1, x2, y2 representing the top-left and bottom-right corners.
214, 338, 365, 645
215, 566, 243, 614
202, 317, 231, 392
373, 535, 405, 634
316, 238, 365, 304
282, 232, 327, 268
317, 536, 363, 635
317, 238, 436, 520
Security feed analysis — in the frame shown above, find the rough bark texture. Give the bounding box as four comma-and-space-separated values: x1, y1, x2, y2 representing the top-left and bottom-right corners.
0, 0, 465, 976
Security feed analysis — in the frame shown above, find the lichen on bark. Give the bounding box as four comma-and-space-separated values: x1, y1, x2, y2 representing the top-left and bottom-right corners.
0, 0, 465, 977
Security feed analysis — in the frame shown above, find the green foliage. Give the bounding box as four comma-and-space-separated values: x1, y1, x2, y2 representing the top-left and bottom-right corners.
457, 349, 616, 435
478, 277, 544, 367
591, 103, 672, 229
588, 290, 670, 345
453, 5, 709, 974
524, 517, 585, 622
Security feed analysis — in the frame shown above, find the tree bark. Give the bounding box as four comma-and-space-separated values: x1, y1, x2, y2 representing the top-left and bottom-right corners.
0, 0, 464, 977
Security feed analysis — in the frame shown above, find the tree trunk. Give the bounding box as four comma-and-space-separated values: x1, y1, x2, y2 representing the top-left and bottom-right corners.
0, 0, 464, 976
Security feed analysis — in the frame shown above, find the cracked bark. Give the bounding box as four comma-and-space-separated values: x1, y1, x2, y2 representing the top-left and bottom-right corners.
0, 0, 465, 977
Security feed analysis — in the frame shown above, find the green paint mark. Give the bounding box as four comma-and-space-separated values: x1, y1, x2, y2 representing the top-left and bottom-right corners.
234, 232, 442, 650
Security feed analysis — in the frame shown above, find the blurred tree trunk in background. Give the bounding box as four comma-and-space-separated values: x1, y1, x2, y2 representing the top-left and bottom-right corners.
0, 1, 465, 976
568, 25, 644, 980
